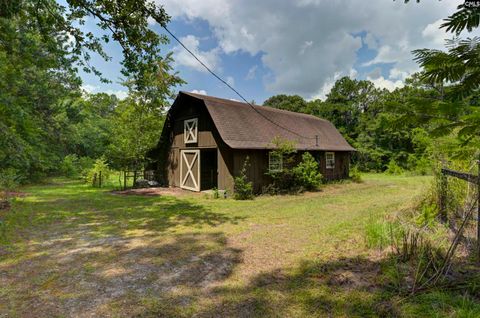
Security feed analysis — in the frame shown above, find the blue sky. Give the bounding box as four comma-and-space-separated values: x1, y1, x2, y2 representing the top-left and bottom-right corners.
79, 0, 468, 104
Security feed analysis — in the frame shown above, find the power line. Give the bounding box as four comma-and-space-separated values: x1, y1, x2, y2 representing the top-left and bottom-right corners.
162, 25, 314, 140
163, 25, 464, 140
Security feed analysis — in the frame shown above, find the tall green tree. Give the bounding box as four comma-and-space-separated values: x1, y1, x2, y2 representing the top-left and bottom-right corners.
107, 58, 184, 170
0, 0, 172, 92
401, 3, 480, 149
263, 94, 308, 113
0, 0, 183, 181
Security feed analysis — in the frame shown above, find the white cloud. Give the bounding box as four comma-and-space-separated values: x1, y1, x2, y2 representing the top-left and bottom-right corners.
367, 76, 404, 91
422, 19, 449, 47
190, 89, 207, 95
389, 68, 410, 81
173, 35, 221, 72
82, 84, 98, 94
363, 32, 378, 50
105, 90, 128, 100
349, 68, 358, 79
82, 84, 128, 99
159, 0, 464, 98
299, 40, 314, 55
367, 67, 382, 80
245, 65, 258, 80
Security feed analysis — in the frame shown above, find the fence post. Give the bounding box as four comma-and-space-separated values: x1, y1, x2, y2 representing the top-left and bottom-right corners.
477, 156, 480, 261
92, 173, 97, 187
439, 170, 448, 222
123, 171, 127, 190
99, 171, 102, 188
133, 171, 137, 187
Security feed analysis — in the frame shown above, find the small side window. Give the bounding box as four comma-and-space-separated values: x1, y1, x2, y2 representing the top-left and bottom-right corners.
184, 118, 198, 144
269, 152, 283, 172
326, 152, 335, 169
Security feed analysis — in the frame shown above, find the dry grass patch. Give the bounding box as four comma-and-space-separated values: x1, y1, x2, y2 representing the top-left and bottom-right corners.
2, 174, 461, 317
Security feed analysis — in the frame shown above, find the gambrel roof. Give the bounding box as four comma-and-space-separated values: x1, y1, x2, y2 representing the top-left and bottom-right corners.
175, 91, 355, 151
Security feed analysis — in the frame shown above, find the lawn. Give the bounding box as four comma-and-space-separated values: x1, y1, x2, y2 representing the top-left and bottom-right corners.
1, 174, 478, 317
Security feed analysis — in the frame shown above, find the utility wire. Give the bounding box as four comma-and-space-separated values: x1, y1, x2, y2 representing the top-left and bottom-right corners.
159, 22, 463, 140
162, 25, 314, 140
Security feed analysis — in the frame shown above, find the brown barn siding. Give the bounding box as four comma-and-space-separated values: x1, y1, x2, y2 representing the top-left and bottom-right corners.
232, 150, 271, 193
230, 150, 351, 193
218, 145, 234, 192
153, 92, 353, 192
163, 98, 237, 191
171, 105, 217, 149
317, 151, 350, 180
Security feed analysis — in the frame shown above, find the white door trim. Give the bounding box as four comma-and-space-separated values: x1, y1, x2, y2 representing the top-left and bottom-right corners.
180, 149, 200, 191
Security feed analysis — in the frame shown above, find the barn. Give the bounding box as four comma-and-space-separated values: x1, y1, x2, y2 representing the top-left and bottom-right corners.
150, 91, 355, 193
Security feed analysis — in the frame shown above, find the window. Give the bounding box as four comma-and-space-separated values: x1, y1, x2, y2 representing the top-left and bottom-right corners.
184, 118, 198, 144
269, 152, 283, 172
326, 152, 335, 169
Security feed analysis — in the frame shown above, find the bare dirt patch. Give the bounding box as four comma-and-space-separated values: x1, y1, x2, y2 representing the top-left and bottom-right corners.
0, 226, 241, 318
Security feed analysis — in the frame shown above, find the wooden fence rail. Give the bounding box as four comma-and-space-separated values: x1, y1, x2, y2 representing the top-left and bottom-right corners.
441, 168, 479, 184
122, 170, 155, 190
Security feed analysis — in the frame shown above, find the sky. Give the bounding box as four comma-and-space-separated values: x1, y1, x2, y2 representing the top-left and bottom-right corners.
80, 0, 471, 104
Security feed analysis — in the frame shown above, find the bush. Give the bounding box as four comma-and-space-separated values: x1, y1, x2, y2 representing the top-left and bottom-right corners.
264, 137, 298, 194
293, 152, 322, 190
415, 201, 438, 227
60, 155, 95, 179
60, 154, 79, 177
385, 159, 404, 175
0, 168, 21, 206
234, 157, 254, 200
349, 165, 363, 183
78, 157, 94, 177
86, 158, 111, 187
212, 187, 220, 199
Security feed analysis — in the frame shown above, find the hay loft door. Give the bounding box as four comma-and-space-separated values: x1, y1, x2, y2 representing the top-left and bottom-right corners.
180, 149, 200, 191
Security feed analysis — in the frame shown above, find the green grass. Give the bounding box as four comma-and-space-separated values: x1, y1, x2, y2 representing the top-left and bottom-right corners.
1, 174, 478, 317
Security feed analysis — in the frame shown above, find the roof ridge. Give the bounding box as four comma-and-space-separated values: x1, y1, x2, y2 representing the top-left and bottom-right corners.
180, 91, 327, 122
172, 91, 355, 151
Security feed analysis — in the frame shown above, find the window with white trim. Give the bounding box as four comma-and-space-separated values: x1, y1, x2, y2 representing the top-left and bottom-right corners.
326, 152, 335, 169
184, 118, 198, 144
269, 152, 283, 172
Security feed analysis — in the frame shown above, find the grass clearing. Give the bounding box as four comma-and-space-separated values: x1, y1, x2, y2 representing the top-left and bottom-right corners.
1, 174, 478, 317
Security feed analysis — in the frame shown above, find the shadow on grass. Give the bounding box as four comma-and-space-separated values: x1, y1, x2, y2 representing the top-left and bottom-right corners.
0, 231, 243, 317
134, 256, 480, 318
2, 182, 245, 242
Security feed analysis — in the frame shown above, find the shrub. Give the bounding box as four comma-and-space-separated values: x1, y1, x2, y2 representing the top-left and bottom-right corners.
414, 156, 432, 175
385, 159, 404, 175
234, 156, 254, 200
78, 157, 94, 177
407, 154, 432, 175
293, 152, 322, 190
212, 187, 220, 199
0, 168, 21, 203
415, 201, 438, 227
349, 165, 363, 183
60, 154, 79, 177
86, 158, 111, 187
264, 137, 298, 194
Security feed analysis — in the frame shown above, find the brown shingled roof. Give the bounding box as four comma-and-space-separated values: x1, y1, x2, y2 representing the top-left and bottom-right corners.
179, 91, 355, 151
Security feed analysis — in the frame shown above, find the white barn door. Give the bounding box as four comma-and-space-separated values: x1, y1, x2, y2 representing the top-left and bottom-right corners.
180, 149, 200, 191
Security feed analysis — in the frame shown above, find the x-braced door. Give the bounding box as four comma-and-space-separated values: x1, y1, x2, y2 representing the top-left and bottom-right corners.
180, 149, 200, 191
